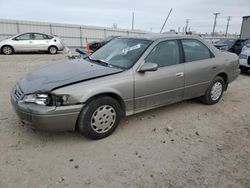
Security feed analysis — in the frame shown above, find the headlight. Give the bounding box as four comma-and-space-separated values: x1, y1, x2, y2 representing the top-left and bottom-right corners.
21, 94, 69, 106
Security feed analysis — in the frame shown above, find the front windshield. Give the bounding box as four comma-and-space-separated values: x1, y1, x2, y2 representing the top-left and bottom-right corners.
216, 39, 235, 46
90, 38, 152, 69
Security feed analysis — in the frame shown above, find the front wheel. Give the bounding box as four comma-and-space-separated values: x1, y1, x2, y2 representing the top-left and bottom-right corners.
2, 46, 14, 55
77, 96, 122, 139
201, 76, 225, 105
48, 46, 58, 54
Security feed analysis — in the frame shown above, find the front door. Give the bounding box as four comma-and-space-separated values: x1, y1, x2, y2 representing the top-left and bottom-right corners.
134, 40, 184, 112
13, 33, 34, 52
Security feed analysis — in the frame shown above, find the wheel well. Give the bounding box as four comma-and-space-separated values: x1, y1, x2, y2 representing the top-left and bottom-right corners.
48, 45, 58, 51
217, 72, 228, 90
1, 45, 14, 53
85, 93, 126, 116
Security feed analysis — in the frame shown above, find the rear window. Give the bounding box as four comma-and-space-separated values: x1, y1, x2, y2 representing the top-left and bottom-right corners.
181, 39, 212, 62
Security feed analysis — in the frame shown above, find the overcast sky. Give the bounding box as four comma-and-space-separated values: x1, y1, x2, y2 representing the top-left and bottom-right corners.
0, 0, 249, 34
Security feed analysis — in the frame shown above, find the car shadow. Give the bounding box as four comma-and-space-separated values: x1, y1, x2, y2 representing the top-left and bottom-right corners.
240, 72, 250, 76
16, 98, 204, 143
0, 51, 64, 55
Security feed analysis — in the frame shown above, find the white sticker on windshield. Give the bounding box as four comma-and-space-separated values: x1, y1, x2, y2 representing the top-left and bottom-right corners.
122, 44, 141, 54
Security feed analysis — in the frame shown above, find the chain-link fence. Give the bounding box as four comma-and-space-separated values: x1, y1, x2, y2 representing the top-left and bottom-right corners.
0, 19, 147, 48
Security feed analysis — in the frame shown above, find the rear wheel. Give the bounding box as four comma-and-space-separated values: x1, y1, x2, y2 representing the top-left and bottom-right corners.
77, 96, 122, 139
201, 76, 225, 105
48, 46, 58, 54
1, 45, 14, 55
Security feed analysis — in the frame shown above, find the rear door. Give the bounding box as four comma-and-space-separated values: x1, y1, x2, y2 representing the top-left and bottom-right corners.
134, 40, 184, 112
181, 39, 218, 99
32, 33, 51, 51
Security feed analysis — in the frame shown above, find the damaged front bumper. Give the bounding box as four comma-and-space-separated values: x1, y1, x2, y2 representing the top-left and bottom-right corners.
11, 88, 83, 132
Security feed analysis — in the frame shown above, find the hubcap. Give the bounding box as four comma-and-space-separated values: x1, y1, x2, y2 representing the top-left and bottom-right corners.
211, 82, 222, 101
50, 47, 57, 54
3, 47, 12, 55
91, 105, 116, 133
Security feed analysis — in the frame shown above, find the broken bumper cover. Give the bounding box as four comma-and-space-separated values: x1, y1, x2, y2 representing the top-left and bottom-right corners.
11, 97, 83, 131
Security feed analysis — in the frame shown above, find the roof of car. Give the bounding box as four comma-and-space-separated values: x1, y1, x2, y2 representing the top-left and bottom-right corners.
120, 33, 201, 41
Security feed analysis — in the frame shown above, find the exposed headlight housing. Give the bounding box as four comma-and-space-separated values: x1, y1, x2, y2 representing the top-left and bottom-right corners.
21, 94, 69, 106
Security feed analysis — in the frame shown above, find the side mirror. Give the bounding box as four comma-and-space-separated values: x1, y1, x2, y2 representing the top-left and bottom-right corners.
139, 62, 158, 72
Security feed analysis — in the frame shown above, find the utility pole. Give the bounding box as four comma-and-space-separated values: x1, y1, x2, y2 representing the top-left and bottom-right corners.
212, 12, 220, 37
225, 16, 231, 37
160, 8, 173, 33
185, 19, 189, 34
132, 12, 135, 30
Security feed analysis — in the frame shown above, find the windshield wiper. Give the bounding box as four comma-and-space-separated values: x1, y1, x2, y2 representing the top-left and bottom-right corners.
88, 57, 116, 67
85, 56, 123, 69
92, 59, 110, 66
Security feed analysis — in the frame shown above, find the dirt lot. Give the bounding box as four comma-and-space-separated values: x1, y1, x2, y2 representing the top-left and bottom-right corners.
0, 53, 249, 188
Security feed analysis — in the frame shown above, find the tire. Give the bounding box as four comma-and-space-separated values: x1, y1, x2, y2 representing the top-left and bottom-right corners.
77, 96, 122, 139
1, 45, 14, 55
48, 46, 58, 54
240, 66, 248, 73
201, 76, 225, 105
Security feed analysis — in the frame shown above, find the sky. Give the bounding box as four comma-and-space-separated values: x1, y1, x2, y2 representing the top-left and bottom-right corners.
0, 0, 249, 34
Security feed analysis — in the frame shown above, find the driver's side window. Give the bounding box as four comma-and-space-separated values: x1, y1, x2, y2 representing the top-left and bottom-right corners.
145, 40, 180, 68
15, 33, 33, 40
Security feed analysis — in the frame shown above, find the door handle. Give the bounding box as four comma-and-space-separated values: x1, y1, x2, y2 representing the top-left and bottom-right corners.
175, 72, 184, 77
212, 66, 217, 69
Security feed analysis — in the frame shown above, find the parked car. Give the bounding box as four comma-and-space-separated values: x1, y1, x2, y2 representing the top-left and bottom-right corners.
0, 32, 64, 55
239, 43, 250, 73
214, 38, 245, 55
241, 38, 250, 52
89, 36, 119, 52
11, 35, 240, 139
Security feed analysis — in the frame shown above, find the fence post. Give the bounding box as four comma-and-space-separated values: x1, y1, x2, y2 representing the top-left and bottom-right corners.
16, 21, 20, 33
104, 29, 107, 39
49, 24, 52, 35
80, 26, 83, 48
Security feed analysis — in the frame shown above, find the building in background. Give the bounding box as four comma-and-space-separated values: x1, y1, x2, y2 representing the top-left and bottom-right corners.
240, 16, 250, 39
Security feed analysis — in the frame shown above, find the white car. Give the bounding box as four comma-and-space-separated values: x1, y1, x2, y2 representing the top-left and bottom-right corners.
239, 43, 250, 73
0, 32, 64, 55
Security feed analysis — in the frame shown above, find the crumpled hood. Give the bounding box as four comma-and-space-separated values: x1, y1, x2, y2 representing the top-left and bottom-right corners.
18, 59, 123, 94
214, 43, 232, 49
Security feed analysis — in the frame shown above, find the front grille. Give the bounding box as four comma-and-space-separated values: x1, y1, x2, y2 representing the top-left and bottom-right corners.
13, 85, 24, 101
239, 54, 247, 59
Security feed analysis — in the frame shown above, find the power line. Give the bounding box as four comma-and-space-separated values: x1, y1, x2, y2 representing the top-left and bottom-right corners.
132, 12, 135, 30
160, 8, 173, 33
225, 16, 231, 37
212, 12, 220, 36
185, 19, 189, 33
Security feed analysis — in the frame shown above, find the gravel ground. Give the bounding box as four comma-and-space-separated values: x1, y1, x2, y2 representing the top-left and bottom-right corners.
0, 53, 249, 188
